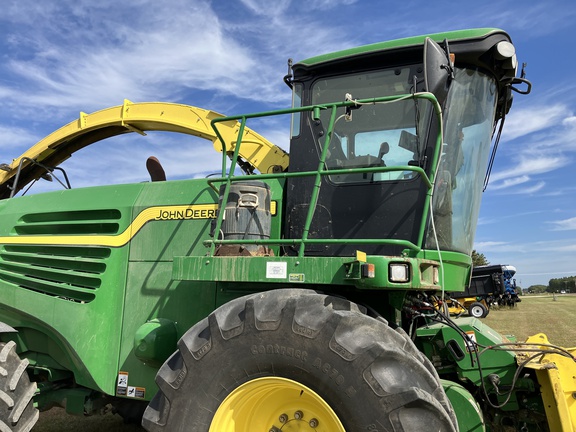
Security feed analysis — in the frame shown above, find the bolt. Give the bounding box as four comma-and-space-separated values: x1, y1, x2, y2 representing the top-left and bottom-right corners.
294, 410, 303, 420
279, 414, 288, 424
309, 418, 319, 428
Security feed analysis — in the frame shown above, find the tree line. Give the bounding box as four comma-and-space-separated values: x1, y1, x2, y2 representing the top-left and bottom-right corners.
548, 276, 576, 293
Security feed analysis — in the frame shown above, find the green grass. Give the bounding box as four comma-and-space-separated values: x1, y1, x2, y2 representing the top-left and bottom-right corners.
482, 294, 576, 348
34, 294, 576, 431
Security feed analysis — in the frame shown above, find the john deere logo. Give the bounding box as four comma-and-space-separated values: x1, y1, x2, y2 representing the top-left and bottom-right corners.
154, 205, 217, 221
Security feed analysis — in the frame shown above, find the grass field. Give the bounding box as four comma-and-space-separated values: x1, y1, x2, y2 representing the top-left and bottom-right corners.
482, 294, 576, 348
34, 294, 576, 430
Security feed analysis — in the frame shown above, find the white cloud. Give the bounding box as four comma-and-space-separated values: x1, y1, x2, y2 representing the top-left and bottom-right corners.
473, 241, 509, 251
509, 181, 546, 195
0, 125, 39, 152
495, 157, 564, 182
239, 0, 291, 16
487, 155, 564, 193
0, 0, 367, 123
489, 175, 530, 190
0, 0, 283, 114
550, 216, 576, 231
502, 104, 567, 141
563, 116, 576, 127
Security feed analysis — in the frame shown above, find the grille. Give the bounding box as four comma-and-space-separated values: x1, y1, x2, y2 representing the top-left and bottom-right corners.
15, 209, 121, 235
0, 245, 110, 303
0, 209, 120, 303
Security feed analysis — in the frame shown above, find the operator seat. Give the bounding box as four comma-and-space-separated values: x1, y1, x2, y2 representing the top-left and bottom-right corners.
146, 156, 166, 182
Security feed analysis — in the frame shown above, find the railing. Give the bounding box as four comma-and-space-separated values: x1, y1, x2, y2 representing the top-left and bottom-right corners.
7, 157, 71, 198
205, 93, 443, 259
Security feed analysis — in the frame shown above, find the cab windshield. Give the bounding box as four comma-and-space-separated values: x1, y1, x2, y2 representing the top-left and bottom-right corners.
310, 66, 434, 183
426, 67, 498, 254
309, 66, 498, 254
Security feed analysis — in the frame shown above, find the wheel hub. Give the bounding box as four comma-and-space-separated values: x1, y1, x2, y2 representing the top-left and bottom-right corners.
270, 410, 320, 431
209, 377, 345, 432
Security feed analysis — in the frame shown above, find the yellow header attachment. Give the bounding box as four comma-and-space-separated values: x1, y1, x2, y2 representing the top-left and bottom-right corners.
520, 333, 576, 431
0, 100, 289, 197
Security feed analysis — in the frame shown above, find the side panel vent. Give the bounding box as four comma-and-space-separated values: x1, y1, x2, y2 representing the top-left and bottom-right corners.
15, 209, 122, 235
0, 245, 111, 303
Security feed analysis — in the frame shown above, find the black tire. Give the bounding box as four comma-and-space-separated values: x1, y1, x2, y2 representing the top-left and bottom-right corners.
468, 301, 488, 318
0, 341, 39, 432
142, 289, 458, 432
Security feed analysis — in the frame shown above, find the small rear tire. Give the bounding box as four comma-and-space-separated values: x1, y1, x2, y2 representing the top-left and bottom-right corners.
468, 301, 489, 318
142, 289, 457, 431
0, 341, 39, 432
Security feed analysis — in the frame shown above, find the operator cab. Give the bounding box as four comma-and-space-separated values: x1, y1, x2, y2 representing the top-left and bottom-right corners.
284, 30, 526, 258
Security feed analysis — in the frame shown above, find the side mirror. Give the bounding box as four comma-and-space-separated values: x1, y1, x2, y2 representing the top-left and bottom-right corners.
423, 37, 452, 107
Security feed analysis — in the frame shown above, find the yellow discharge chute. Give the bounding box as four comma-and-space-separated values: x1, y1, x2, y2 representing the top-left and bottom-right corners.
0, 100, 289, 198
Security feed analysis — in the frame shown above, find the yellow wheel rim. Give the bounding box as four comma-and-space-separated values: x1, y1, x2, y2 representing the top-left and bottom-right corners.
209, 377, 345, 431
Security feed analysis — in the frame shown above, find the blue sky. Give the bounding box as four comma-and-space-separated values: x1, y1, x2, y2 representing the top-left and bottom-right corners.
0, 0, 575, 288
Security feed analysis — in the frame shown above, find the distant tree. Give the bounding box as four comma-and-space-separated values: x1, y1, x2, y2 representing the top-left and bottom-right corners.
527, 284, 547, 294
548, 276, 576, 293
471, 250, 489, 267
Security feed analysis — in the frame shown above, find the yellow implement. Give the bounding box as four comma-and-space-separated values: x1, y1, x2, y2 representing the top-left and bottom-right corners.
0, 100, 289, 197
520, 333, 576, 431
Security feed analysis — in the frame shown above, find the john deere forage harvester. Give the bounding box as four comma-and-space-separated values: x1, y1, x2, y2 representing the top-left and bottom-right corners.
0, 28, 574, 431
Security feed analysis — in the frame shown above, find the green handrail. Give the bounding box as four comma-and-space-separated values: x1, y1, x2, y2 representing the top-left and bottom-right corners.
207, 92, 443, 257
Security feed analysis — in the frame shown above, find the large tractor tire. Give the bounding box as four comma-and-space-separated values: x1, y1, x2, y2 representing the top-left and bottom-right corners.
142, 289, 458, 432
0, 341, 39, 432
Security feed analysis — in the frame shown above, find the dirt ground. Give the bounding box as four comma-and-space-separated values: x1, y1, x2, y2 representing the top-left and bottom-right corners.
34, 407, 144, 432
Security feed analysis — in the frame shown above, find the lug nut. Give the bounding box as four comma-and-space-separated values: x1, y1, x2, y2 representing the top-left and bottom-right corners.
294, 410, 303, 420
279, 413, 288, 423
309, 418, 319, 428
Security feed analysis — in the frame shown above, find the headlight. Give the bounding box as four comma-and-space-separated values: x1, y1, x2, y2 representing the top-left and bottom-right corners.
389, 263, 410, 283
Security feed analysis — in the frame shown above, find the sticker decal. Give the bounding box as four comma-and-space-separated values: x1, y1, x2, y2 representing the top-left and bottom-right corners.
289, 273, 305, 282
266, 262, 287, 279
116, 371, 146, 398
117, 371, 129, 396
127, 386, 146, 399
465, 331, 477, 352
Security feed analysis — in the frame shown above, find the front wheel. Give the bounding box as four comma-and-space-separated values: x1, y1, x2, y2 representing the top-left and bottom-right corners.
0, 341, 39, 432
468, 301, 489, 318
142, 289, 458, 432
211, 376, 345, 431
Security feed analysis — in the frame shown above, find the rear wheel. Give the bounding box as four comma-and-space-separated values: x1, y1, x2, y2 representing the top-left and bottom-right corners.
468, 301, 489, 318
142, 289, 457, 432
0, 341, 39, 432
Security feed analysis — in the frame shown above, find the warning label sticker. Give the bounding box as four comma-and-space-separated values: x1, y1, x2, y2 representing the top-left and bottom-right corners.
116, 371, 145, 398
127, 386, 146, 399
266, 261, 287, 279
465, 331, 477, 352
116, 371, 129, 395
